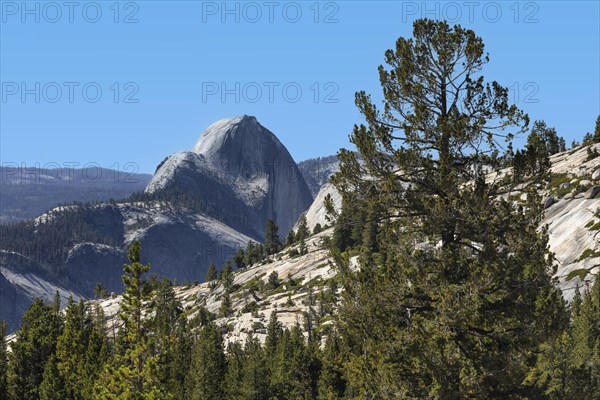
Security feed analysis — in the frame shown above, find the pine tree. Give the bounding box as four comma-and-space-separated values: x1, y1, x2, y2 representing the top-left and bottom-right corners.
255, 243, 265, 263
220, 260, 234, 291
81, 304, 110, 400
296, 216, 311, 255
151, 279, 190, 399
185, 323, 226, 400
594, 115, 600, 143
331, 199, 353, 252
219, 291, 232, 318
224, 341, 245, 399
520, 120, 558, 178
244, 241, 255, 266
569, 274, 600, 395
0, 321, 7, 400
94, 283, 109, 299
284, 230, 296, 247
55, 298, 87, 400
299, 235, 308, 256
264, 219, 281, 255
527, 131, 545, 175
94, 240, 165, 399
313, 223, 323, 235
296, 215, 309, 244
268, 271, 281, 290
531, 120, 563, 156
306, 333, 323, 399
270, 325, 312, 399
525, 331, 578, 399
265, 311, 282, 360
8, 298, 62, 400
234, 248, 246, 269
52, 290, 61, 314
318, 332, 349, 400
330, 19, 566, 398
39, 355, 66, 400
205, 262, 218, 282
361, 204, 380, 262
527, 279, 600, 398
240, 334, 270, 400
270, 329, 292, 398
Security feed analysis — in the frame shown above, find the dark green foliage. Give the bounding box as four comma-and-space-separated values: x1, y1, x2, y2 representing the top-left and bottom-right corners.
330, 19, 566, 398
0, 322, 7, 400
535, 120, 565, 155
270, 325, 313, 399
39, 355, 65, 400
299, 237, 308, 256
8, 298, 62, 400
151, 279, 191, 399
191, 304, 216, 328
296, 215, 309, 243
267, 271, 281, 290
244, 240, 266, 266
81, 305, 110, 399
220, 261, 234, 291
239, 335, 270, 400
313, 223, 323, 235
288, 247, 300, 258
54, 298, 88, 399
219, 292, 233, 318
567, 278, 600, 392
234, 248, 246, 269
94, 283, 110, 299
205, 262, 218, 282
263, 219, 281, 256
295, 215, 311, 256
331, 196, 368, 253
223, 341, 245, 399
318, 332, 349, 400
243, 241, 255, 266
594, 115, 600, 143
527, 277, 600, 398
284, 230, 296, 247
185, 324, 226, 400
93, 240, 164, 399
512, 120, 561, 182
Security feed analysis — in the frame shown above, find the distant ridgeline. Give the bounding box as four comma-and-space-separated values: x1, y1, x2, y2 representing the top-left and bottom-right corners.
0, 165, 151, 223
297, 155, 340, 197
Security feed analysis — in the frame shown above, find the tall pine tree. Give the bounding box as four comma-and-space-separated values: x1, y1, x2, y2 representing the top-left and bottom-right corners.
94, 240, 165, 399
264, 219, 281, 256
331, 18, 566, 398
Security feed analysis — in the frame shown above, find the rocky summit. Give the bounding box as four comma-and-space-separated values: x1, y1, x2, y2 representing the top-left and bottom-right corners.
147, 115, 313, 238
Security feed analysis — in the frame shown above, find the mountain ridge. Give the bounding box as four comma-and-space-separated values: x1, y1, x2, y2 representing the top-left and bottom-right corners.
0, 116, 312, 332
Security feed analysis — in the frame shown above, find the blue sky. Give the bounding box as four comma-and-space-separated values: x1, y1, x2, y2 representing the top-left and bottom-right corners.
1, 1, 599, 173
